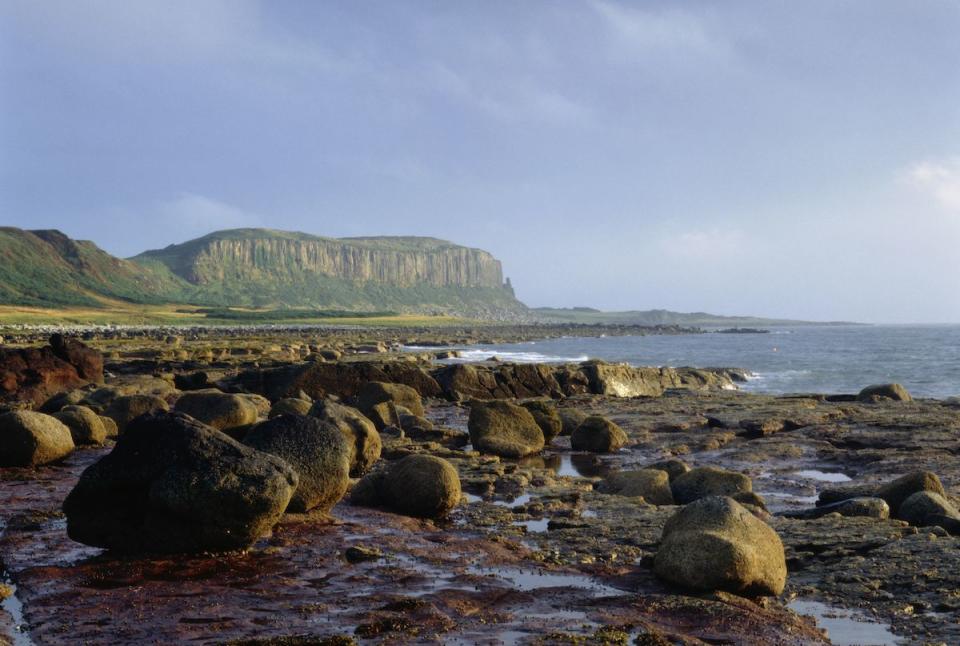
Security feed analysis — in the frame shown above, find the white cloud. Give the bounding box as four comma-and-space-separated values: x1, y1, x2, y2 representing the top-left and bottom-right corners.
904, 157, 960, 211
154, 193, 262, 236
590, 0, 729, 60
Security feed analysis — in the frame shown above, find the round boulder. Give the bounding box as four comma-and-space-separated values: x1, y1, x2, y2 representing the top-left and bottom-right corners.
358, 381, 424, 418
671, 466, 753, 505
898, 491, 960, 527
244, 414, 351, 513
53, 405, 107, 445
309, 399, 382, 477
557, 408, 588, 437
0, 410, 75, 467
98, 415, 119, 439
105, 394, 170, 434
269, 398, 313, 418
647, 459, 691, 481
467, 401, 545, 458
597, 469, 674, 505
570, 416, 628, 453
351, 454, 461, 518
521, 400, 563, 443
857, 383, 912, 402
174, 390, 260, 431
654, 496, 787, 596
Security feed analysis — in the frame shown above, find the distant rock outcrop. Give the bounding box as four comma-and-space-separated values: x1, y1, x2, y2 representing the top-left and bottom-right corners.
0, 335, 104, 406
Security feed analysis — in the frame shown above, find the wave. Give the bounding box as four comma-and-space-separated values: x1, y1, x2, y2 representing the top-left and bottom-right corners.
404, 345, 589, 364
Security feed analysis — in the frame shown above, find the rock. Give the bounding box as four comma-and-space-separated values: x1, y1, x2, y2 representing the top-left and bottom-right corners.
358, 381, 424, 418
39, 388, 89, 413
780, 497, 890, 520
467, 401, 544, 458
244, 414, 351, 513
63, 412, 297, 552
104, 394, 170, 434
364, 401, 403, 431
174, 391, 260, 431
0, 335, 104, 406
351, 454, 460, 518
345, 545, 383, 563
570, 416, 628, 453
269, 398, 313, 418
818, 471, 945, 514
647, 459, 691, 481
597, 469, 674, 505
309, 399, 382, 477
238, 393, 272, 417
53, 405, 107, 445
521, 400, 563, 443
898, 491, 960, 527
557, 408, 587, 436
857, 383, 912, 402
0, 410, 75, 467
173, 370, 225, 392
671, 467, 753, 505
98, 415, 118, 439
654, 496, 787, 596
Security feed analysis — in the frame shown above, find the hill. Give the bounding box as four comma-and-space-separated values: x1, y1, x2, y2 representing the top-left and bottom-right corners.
532, 307, 855, 327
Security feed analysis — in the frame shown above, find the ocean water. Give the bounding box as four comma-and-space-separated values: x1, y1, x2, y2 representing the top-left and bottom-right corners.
411, 325, 960, 399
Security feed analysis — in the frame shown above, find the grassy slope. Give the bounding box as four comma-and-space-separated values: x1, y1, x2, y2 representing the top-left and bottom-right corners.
532, 307, 855, 327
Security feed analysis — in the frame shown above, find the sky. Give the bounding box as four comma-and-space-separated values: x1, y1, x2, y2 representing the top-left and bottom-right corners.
1, 1, 959, 323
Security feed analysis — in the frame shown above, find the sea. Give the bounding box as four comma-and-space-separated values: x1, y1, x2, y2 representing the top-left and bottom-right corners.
409, 325, 960, 399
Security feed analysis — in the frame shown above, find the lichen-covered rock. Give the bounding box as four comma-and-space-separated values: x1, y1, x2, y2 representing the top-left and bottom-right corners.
654, 496, 787, 596
309, 399, 382, 476
269, 398, 313, 418
0, 410, 75, 466
244, 414, 351, 513
597, 469, 674, 505
53, 405, 107, 445
351, 454, 460, 518
98, 415, 119, 439
570, 416, 628, 453
557, 408, 587, 436
63, 412, 297, 552
818, 471, 945, 515
857, 383, 912, 402
357, 381, 424, 419
898, 491, 960, 527
671, 466, 753, 505
521, 400, 562, 443
467, 401, 544, 458
780, 497, 890, 520
174, 390, 260, 431
105, 394, 170, 434
647, 458, 691, 481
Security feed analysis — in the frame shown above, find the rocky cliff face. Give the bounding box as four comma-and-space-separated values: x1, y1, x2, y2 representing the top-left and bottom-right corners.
174, 234, 505, 289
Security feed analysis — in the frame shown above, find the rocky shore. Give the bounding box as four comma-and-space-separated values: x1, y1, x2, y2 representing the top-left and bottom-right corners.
1, 330, 957, 644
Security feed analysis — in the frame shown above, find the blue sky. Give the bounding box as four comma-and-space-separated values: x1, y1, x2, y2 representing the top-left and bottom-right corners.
2, 1, 959, 322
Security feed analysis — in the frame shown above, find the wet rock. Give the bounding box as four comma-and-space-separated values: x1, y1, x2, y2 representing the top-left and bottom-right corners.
53, 405, 107, 445
597, 469, 674, 505
309, 399, 382, 476
0, 335, 103, 406
819, 471, 946, 515
358, 381, 424, 419
345, 545, 383, 563
898, 491, 960, 527
671, 466, 753, 505
521, 400, 563, 443
269, 397, 313, 418
654, 496, 787, 596
63, 412, 297, 552
780, 497, 890, 520
244, 414, 351, 513
857, 383, 912, 402
0, 410, 75, 466
557, 408, 587, 436
104, 394, 170, 434
351, 454, 461, 518
570, 415, 628, 453
647, 458, 691, 481
174, 390, 260, 431
467, 401, 545, 458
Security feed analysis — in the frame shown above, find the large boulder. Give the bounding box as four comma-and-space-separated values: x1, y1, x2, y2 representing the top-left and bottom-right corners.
244, 414, 351, 513
597, 469, 674, 505
63, 412, 297, 552
654, 496, 787, 596
358, 381, 424, 419
0, 335, 103, 406
521, 400, 563, 443
647, 459, 691, 481
818, 471, 945, 515
105, 394, 170, 434
269, 398, 313, 418
857, 383, 912, 402
467, 401, 544, 458
0, 410, 75, 467
308, 400, 381, 477
557, 408, 587, 436
53, 405, 107, 445
671, 466, 753, 505
570, 416, 628, 453
351, 454, 460, 518
898, 491, 960, 527
174, 391, 260, 431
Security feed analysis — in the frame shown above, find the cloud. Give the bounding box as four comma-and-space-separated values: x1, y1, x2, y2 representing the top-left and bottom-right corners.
590, 0, 729, 60
154, 193, 262, 236
659, 228, 749, 259
904, 157, 960, 211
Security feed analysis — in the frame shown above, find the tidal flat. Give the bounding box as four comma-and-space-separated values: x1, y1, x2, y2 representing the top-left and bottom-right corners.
1, 326, 958, 645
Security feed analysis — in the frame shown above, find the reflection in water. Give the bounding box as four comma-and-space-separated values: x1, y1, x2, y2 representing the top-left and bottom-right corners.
788, 600, 899, 646
519, 453, 610, 478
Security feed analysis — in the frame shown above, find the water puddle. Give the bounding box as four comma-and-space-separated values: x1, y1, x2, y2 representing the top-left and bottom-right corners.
495, 494, 532, 508
1, 576, 33, 646
793, 470, 852, 483
462, 492, 483, 504
789, 600, 899, 645
512, 519, 549, 533
467, 566, 623, 596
